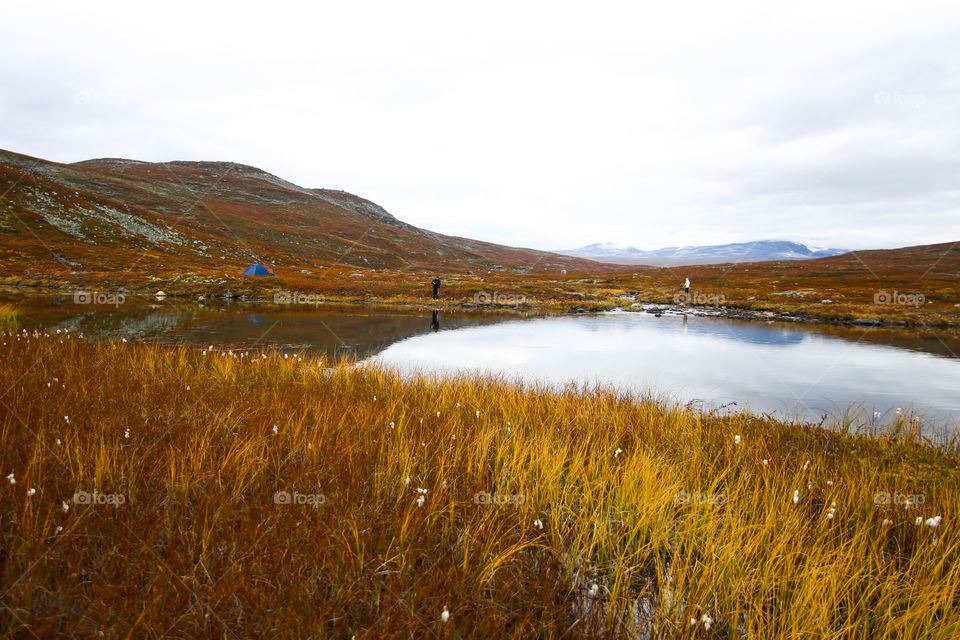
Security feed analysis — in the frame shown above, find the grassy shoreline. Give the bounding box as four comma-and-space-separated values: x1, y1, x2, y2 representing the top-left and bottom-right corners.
4, 282, 960, 333
1, 331, 959, 637
3, 241, 959, 329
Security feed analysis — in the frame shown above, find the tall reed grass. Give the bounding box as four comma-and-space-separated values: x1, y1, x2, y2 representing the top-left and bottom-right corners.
0, 303, 17, 331
0, 328, 957, 638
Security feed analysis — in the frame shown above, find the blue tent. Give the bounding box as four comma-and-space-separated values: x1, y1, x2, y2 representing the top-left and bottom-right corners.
242, 263, 273, 276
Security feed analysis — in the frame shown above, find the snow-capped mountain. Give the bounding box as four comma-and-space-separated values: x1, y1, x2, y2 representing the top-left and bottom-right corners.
566, 242, 641, 258
558, 240, 848, 266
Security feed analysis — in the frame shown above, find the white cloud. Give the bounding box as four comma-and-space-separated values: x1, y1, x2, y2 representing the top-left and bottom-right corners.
1, 0, 958, 251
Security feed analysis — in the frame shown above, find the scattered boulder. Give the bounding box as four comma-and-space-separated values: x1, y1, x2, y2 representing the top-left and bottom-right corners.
52, 253, 82, 269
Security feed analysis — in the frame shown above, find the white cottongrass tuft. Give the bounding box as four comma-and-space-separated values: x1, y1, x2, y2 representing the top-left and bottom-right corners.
416, 495, 425, 507
6, 473, 15, 485
734, 435, 741, 445
792, 490, 799, 504
533, 519, 543, 530
614, 448, 623, 458
588, 583, 599, 598
272, 425, 279, 435
61, 501, 70, 513
404, 476, 411, 485
27, 487, 36, 497
441, 606, 450, 623
802, 460, 810, 470
915, 517, 923, 526
762, 459, 769, 466
124, 429, 130, 439
925, 516, 942, 529
701, 614, 713, 631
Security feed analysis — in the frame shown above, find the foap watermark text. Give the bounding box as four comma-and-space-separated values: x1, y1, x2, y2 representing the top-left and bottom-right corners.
74, 291, 125, 307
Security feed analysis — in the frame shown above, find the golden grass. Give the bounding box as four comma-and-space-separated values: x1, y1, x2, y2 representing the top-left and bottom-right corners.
0, 303, 17, 331
1, 330, 959, 638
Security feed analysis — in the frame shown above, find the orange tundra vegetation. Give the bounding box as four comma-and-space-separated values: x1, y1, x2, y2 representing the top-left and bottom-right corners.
1, 330, 959, 637
2, 148, 958, 327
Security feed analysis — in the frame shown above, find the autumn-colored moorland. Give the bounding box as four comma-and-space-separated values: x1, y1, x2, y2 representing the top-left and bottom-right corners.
1, 328, 959, 638
2, 148, 958, 328
2, 148, 960, 637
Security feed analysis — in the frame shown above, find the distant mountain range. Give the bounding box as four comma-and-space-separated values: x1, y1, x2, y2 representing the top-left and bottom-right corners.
557, 240, 849, 266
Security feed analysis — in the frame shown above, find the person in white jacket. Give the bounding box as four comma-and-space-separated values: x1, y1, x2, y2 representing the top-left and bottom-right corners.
683, 277, 690, 295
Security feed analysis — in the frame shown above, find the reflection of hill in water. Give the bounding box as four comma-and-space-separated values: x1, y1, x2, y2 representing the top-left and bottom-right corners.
13, 299, 517, 359
681, 319, 805, 347
806, 324, 960, 360
151, 307, 513, 358
7, 296, 959, 361
689, 316, 960, 358
583, 313, 806, 347
606, 312, 960, 358
103, 310, 193, 339
43, 307, 193, 339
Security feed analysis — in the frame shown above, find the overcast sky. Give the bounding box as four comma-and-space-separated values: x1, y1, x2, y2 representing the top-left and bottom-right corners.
2, 0, 959, 251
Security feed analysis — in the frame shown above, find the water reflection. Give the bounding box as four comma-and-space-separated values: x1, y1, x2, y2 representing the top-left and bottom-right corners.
5, 295, 959, 429
372, 311, 960, 428
9, 297, 515, 360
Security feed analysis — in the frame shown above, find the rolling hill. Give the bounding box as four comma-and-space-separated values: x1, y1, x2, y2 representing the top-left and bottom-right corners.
0, 148, 603, 280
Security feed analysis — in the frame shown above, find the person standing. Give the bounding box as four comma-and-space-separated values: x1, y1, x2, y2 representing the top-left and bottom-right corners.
431, 276, 441, 300
683, 277, 690, 295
